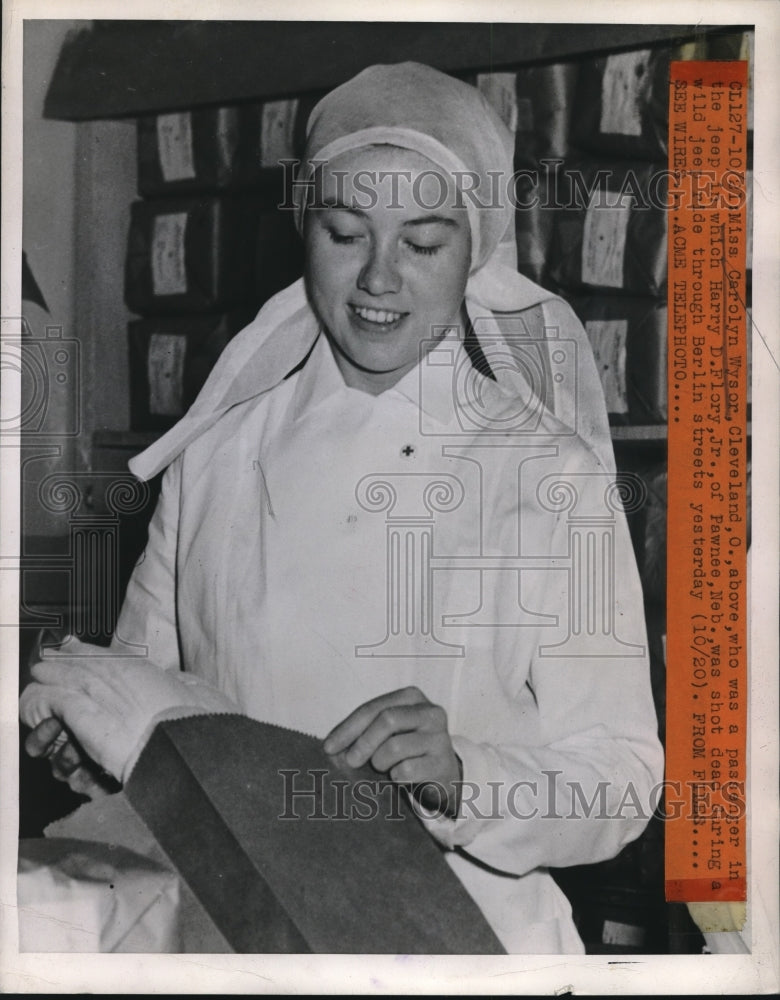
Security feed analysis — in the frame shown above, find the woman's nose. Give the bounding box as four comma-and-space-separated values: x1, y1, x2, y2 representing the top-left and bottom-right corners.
357, 243, 402, 295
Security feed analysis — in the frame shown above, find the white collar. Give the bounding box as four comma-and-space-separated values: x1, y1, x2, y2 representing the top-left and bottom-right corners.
289, 319, 500, 430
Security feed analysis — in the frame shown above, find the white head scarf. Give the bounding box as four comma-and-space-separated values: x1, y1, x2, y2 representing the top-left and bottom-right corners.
130, 62, 612, 480
295, 62, 515, 274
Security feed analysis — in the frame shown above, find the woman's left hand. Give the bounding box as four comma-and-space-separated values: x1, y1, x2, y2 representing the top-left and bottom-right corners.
323, 686, 462, 817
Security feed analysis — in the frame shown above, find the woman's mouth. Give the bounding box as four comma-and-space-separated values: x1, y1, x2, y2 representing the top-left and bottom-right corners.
350, 304, 408, 329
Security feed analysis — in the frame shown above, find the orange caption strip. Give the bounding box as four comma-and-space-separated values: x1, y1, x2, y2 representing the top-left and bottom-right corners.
666, 61, 748, 902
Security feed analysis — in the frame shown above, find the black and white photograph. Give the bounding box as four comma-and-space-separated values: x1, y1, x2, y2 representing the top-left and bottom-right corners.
1, 1, 777, 994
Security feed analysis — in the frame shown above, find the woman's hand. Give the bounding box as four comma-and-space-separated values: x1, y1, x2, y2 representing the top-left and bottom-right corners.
24, 717, 119, 798
20, 636, 238, 784
323, 686, 462, 817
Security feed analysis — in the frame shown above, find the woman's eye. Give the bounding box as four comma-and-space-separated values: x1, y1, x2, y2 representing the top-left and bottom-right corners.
326, 228, 360, 245
406, 241, 442, 257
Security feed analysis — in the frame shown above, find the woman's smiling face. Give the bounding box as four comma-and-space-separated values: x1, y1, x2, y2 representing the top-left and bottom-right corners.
304, 145, 472, 394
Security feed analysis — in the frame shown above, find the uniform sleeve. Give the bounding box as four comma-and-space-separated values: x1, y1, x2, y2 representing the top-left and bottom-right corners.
420, 440, 665, 875
110, 457, 183, 672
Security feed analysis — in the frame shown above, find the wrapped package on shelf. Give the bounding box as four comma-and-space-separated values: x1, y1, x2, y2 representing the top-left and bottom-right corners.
546, 160, 667, 297
18, 837, 180, 952
257, 97, 303, 167
128, 308, 257, 431
125, 197, 301, 315
478, 63, 578, 164
136, 100, 300, 196
567, 295, 668, 424
514, 62, 578, 164
476, 72, 521, 135
571, 39, 708, 161
513, 169, 556, 284
510, 91, 577, 283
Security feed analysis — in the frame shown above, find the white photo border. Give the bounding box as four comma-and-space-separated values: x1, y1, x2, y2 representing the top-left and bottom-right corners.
1, 0, 778, 993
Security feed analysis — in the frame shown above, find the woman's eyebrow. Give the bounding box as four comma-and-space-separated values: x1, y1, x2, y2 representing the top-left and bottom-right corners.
403, 215, 460, 229
318, 202, 459, 228
320, 200, 367, 217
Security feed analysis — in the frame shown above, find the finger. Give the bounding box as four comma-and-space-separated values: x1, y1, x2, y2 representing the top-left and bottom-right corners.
67, 765, 117, 799
52, 759, 81, 782
407, 768, 457, 815
20, 682, 95, 737
389, 752, 445, 789
367, 729, 434, 774
23, 717, 87, 781
392, 754, 462, 816
339, 703, 441, 768
29, 661, 120, 718
48, 761, 97, 794
20, 681, 62, 729
65, 766, 98, 796
30, 658, 100, 689
51, 739, 84, 777
24, 717, 65, 758
21, 679, 94, 728
323, 686, 427, 755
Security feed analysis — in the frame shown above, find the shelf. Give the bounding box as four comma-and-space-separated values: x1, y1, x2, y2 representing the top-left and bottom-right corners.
93, 430, 159, 451
611, 425, 667, 443
44, 21, 733, 122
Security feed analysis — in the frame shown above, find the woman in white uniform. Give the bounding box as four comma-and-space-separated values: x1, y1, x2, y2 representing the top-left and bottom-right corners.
22, 62, 664, 953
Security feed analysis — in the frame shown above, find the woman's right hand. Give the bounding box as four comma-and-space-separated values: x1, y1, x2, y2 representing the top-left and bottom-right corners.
20, 636, 239, 784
